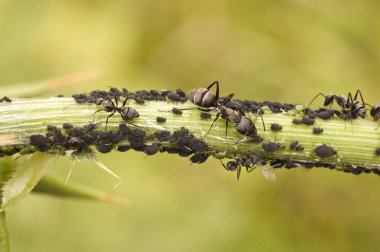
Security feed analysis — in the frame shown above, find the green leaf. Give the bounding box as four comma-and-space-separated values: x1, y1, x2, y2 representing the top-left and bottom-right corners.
0, 211, 9, 252
33, 173, 130, 206
0, 153, 53, 211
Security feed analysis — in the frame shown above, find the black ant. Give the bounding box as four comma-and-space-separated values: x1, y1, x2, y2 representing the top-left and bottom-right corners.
187, 81, 265, 140
220, 152, 275, 181
93, 96, 139, 128
307, 90, 367, 120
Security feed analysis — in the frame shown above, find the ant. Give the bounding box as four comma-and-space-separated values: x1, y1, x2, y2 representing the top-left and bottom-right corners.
93, 96, 139, 128
220, 152, 276, 181
307, 90, 367, 120
188, 81, 265, 140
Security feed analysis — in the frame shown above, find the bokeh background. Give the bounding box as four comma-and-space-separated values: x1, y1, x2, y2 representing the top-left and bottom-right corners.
1, 1, 380, 251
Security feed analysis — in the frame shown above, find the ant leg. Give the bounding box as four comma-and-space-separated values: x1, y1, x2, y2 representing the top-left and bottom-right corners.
206, 81, 219, 100
237, 166, 241, 181
219, 159, 229, 171
252, 109, 266, 132
121, 96, 128, 107
354, 89, 366, 106
92, 109, 108, 117
105, 111, 116, 128
306, 93, 326, 108
225, 118, 229, 138
207, 113, 221, 134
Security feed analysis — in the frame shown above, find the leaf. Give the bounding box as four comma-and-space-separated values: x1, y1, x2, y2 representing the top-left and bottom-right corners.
33, 173, 130, 206
0, 153, 53, 211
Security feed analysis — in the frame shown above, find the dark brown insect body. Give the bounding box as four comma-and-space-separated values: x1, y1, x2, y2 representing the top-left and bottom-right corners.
188, 81, 219, 107
308, 90, 367, 120
94, 97, 139, 127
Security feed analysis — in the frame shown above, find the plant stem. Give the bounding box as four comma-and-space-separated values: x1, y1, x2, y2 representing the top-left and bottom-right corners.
0, 97, 379, 173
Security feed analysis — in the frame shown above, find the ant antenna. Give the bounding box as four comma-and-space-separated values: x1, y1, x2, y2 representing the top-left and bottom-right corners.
306, 92, 326, 108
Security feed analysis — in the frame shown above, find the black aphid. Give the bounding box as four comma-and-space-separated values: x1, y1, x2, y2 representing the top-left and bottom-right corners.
313, 127, 324, 134
144, 143, 160, 156
94, 96, 139, 127
314, 144, 337, 159
167, 92, 181, 102
189, 139, 208, 152
375, 148, 380, 156
263, 141, 280, 153
30, 134, 50, 151
200, 112, 211, 119
117, 145, 130, 152
301, 116, 315, 125
316, 109, 335, 120
270, 123, 282, 131
295, 145, 304, 151
63, 123, 73, 130
153, 130, 171, 142
369, 105, 380, 121
190, 153, 209, 163
172, 108, 183, 115
292, 118, 302, 125
96, 142, 113, 153
289, 141, 298, 150
176, 89, 186, 98
47, 125, 57, 131
0, 96, 12, 103
156, 116, 166, 123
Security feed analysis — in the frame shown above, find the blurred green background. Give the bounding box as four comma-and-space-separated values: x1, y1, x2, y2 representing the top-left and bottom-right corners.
1, 0, 380, 251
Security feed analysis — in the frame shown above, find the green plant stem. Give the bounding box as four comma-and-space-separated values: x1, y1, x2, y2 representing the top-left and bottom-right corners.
0, 211, 9, 252
0, 98, 379, 171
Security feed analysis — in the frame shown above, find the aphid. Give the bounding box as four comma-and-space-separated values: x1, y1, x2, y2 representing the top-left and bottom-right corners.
0, 96, 12, 102
63, 123, 73, 130
375, 148, 380, 156
93, 96, 139, 127
190, 153, 209, 163
96, 142, 113, 153
176, 89, 186, 98
289, 141, 298, 150
172, 107, 183, 115
188, 81, 219, 107
47, 125, 57, 131
117, 145, 130, 152
270, 123, 282, 131
156, 116, 166, 123
292, 118, 302, 125
313, 127, 324, 134
144, 143, 160, 156
200, 112, 211, 119
30, 134, 50, 152
153, 130, 171, 142
167, 92, 181, 102
314, 144, 337, 159
295, 145, 304, 151
263, 141, 280, 153
316, 109, 335, 120
301, 116, 315, 125
369, 105, 380, 122
189, 139, 208, 152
